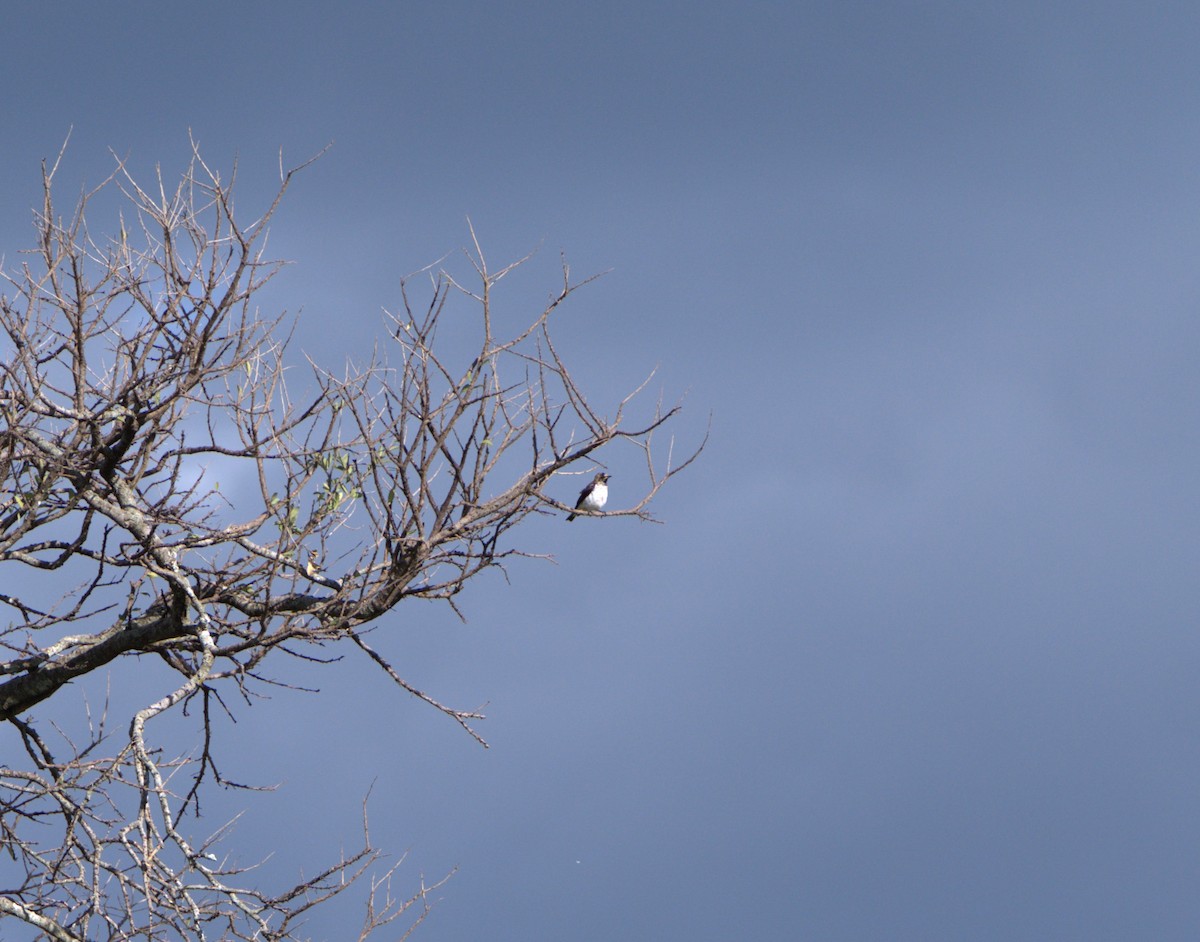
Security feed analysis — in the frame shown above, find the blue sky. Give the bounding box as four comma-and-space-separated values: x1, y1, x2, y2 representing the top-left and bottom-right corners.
3, 2, 1200, 939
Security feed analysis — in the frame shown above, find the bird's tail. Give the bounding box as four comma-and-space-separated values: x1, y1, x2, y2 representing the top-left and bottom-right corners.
566, 512, 577, 522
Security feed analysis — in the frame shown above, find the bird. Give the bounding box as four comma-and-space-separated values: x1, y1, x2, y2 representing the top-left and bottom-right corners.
303, 549, 342, 590
567, 472, 610, 521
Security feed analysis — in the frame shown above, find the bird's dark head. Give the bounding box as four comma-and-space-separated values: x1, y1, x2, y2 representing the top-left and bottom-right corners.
596, 472, 610, 483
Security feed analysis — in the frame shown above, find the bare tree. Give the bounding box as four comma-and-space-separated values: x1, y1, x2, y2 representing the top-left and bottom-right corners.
0, 140, 703, 941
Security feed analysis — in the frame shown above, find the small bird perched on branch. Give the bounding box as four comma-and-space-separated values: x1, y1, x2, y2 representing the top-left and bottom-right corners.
567, 472, 610, 521
303, 548, 342, 590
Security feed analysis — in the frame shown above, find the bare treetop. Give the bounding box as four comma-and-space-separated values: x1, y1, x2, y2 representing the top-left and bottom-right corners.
0, 141, 703, 941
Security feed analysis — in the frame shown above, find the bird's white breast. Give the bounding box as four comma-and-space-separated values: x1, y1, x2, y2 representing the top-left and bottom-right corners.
584, 482, 607, 510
